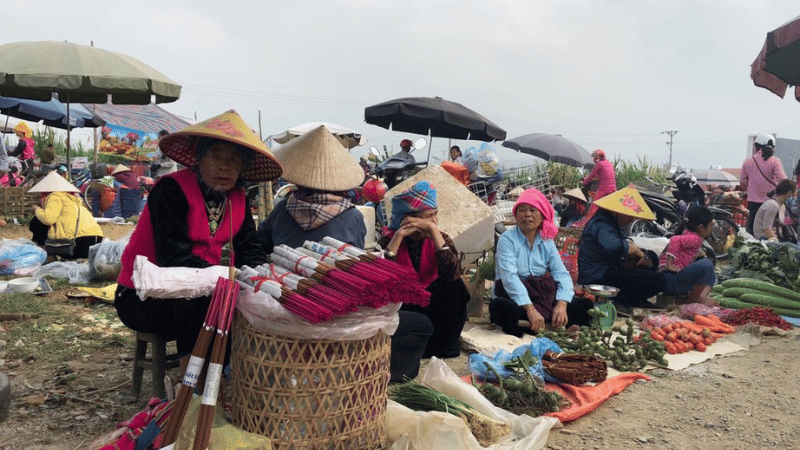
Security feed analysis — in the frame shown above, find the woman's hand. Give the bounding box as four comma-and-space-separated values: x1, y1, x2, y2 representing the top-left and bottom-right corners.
401, 216, 438, 239
30, 205, 39, 214
551, 300, 568, 328
524, 304, 545, 332
628, 242, 652, 268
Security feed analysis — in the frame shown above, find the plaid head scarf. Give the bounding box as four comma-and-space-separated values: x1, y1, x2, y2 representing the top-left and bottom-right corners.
285, 189, 354, 231
389, 181, 437, 230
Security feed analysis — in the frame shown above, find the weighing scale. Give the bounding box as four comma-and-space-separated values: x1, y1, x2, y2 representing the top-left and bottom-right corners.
585, 284, 619, 330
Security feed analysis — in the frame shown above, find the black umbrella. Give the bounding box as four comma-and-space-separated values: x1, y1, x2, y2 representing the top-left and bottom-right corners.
502, 133, 594, 168
364, 96, 506, 142
751, 15, 800, 101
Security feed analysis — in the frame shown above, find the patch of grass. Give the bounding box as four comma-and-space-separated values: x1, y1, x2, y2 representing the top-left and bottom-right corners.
0, 284, 134, 364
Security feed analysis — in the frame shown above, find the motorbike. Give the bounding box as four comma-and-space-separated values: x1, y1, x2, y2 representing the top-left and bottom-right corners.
628, 170, 739, 260
369, 138, 428, 189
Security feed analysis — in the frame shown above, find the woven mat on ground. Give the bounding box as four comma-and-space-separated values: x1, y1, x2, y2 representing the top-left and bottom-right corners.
461, 324, 747, 374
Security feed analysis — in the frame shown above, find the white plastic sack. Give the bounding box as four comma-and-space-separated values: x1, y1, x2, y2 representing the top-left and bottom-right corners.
630, 235, 669, 256
236, 285, 400, 341
32, 261, 91, 284
385, 358, 558, 450
132, 255, 230, 299
88, 235, 131, 280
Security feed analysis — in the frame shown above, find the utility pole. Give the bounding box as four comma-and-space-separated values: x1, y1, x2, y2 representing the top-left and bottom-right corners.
662, 130, 678, 169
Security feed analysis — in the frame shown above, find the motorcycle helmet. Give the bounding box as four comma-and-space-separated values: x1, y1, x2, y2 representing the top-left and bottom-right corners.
362, 178, 388, 203
591, 149, 606, 159
754, 133, 776, 149
400, 139, 413, 149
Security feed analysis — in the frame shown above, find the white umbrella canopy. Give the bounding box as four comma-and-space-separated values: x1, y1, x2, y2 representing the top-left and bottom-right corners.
270, 121, 367, 149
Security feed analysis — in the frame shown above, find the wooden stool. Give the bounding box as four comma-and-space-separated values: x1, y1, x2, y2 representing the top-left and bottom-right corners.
132, 332, 181, 398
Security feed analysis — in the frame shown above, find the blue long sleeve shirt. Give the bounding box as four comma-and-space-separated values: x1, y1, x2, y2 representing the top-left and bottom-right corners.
576, 210, 629, 285
494, 226, 574, 306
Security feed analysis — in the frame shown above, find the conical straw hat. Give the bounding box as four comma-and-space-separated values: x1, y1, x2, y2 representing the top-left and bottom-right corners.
28, 171, 79, 193
159, 110, 283, 182
13, 121, 32, 138
112, 164, 131, 175
273, 125, 365, 191
593, 185, 655, 220
563, 187, 587, 203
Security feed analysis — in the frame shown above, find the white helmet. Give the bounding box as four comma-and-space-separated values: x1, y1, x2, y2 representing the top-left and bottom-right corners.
754, 133, 776, 148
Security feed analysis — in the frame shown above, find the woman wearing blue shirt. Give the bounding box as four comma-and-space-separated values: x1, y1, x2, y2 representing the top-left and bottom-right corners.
490, 189, 593, 337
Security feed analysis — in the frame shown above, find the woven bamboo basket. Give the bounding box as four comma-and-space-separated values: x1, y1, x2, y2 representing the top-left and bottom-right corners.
555, 227, 583, 281
554, 227, 583, 254
230, 311, 391, 450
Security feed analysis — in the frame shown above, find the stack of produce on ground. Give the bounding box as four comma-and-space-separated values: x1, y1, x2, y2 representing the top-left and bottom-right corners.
388, 378, 511, 447
712, 277, 800, 318
722, 239, 800, 290
639, 313, 736, 353
721, 306, 794, 330
474, 350, 571, 416
538, 318, 668, 371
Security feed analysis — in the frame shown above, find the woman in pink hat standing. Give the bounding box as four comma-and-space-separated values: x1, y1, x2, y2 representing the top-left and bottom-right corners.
490, 189, 592, 337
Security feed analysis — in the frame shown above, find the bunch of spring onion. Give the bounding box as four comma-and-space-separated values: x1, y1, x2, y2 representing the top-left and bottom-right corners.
389, 378, 510, 446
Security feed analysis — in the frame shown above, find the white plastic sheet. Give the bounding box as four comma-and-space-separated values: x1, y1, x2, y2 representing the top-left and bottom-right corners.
385, 358, 558, 450
235, 286, 400, 341
32, 260, 90, 284
131, 255, 230, 299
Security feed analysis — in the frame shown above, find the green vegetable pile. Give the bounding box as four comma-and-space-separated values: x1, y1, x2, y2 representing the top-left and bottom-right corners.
538, 320, 668, 371
476, 350, 567, 416
712, 278, 800, 318
723, 239, 800, 290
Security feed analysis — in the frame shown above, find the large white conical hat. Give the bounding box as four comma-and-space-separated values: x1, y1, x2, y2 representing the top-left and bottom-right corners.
28, 171, 79, 193
273, 125, 365, 191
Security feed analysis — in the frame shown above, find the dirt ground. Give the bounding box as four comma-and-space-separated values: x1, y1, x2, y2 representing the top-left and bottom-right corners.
1, 222, 800, 449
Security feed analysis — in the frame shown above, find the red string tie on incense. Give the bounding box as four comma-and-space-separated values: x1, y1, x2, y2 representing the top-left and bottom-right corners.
260, 259, 351, 316
299, 241, 391, 308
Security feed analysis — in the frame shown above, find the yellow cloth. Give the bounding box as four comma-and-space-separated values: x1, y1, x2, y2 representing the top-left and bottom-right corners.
35, 192, 103, 240
175, 395, 272, 450
77, 284, 117, 303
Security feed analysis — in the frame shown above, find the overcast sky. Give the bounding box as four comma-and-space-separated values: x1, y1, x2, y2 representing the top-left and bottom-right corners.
3, 0, 800, 170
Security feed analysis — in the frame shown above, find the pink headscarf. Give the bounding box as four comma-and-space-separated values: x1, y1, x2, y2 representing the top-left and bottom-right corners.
512, 188, 558, 240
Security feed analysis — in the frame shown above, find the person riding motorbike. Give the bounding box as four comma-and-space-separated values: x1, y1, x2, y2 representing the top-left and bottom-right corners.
396, 139, 416, 163
372, 138, 426, 189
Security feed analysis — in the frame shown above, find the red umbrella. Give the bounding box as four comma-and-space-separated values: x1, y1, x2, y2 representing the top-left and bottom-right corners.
751, 15, 800, 101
